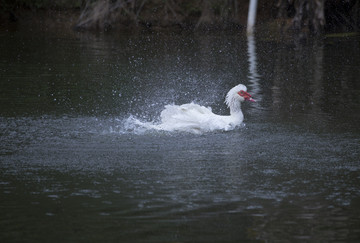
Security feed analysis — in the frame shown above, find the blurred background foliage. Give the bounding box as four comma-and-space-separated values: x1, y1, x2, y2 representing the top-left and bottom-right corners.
0, 0, 83, 10
0, 0, 359, 34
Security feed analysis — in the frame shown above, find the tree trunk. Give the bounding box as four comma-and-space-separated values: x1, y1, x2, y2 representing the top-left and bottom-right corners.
292, 0, 325, 34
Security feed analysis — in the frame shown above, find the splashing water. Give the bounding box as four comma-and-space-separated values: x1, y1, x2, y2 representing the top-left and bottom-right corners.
122, 115, 158, 134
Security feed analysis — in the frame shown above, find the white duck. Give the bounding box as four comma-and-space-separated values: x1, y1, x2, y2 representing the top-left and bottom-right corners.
152, 84, 255, 133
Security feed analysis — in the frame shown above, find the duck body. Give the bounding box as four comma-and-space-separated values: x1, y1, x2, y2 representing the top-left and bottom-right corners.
156, 102, 244, 133
151, 84, 254, 134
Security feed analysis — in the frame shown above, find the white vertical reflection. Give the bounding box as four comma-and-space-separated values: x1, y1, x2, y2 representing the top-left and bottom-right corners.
247, 35, 262, 103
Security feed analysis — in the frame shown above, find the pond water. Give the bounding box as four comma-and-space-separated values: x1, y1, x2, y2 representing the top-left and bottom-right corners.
0, 26, 360, 242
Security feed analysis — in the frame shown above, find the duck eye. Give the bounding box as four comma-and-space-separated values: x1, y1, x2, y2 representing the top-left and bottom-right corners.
239, 90, 245, 96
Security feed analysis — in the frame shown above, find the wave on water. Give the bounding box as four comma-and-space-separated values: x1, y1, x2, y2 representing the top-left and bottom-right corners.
121, 116, 160, 134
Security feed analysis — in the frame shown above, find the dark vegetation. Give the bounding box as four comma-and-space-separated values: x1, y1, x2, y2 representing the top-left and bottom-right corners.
1, 0, 359, 34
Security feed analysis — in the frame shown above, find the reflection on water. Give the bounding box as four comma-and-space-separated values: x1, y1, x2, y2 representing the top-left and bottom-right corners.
247, 34, 263, 121
247, 35, 261, 101
0, 27, 360, 242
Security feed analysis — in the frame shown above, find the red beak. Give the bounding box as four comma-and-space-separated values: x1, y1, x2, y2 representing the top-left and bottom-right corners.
238, 90, 256, 102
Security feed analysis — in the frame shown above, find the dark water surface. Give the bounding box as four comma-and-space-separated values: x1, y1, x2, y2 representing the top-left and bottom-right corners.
1, 27, 360, 242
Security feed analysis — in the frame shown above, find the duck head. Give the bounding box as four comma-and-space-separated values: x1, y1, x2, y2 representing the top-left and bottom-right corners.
238, 90, 255, 102
225, 84, 255, 114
